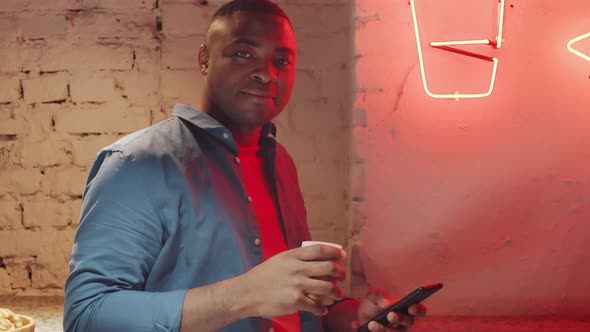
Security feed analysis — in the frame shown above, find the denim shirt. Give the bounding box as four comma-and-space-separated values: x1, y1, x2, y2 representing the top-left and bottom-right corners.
64, 104, 324, 332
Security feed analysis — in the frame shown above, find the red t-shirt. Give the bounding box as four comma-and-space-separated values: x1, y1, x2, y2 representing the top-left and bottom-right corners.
238, 143, 301, 332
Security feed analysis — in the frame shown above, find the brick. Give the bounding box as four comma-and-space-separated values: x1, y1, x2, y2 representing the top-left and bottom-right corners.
0, 257, 33, 289
115, 71, 159, 101
0, 269, 11, 294
39, 44, 134, 72
284, 3, 351, 37
25, 104, 58, 138
0, 16, 18, 41
24, 0, 81, 10
352, 126, 368, 162
289, 100, 347, 134
306, 195, 346, 230
21, 137, 71, 167
24, 0, 155, 10
152, 102, 173, 124
0, 76, 21, 103
291, 69, 322, 101
67, 11, 156, 40
31, 229, 75, 288
0, 140, 22, 168
44, 167, 88, 196
132, 45, 161, 74
71, 134, 120, 166
0, 199, 22, 230
159, 0, 223, 3
22, 73, 69, 104
308, 228, 346, 248
0, 106, 29, 136
315, 131, 350, 162
298, 161, 347, 198
55, 103, 150, 134
34, 229, 75, 266
0, 0, 27, 11
0, 168, 44, 195
70, 75, 117, 103
3, 43, 44, 74
31, 264, 68, 289
81, 0, 157, 9
161, 3, 213, 37
70, 199, 82, 225
23, 198, 76, 228
0, 43, 43, 73
284, 0, 349, 4
0, 229, 75, 257
298, 34, 351, 67
0, 45, 23, 73
18, 14, 67, 40
318, 64, 352, 103
162, 36, 201, 70
278, 132, 317, 162
161, 70, 204, 107
349, 201, 367, 240
350, 162, 366, 201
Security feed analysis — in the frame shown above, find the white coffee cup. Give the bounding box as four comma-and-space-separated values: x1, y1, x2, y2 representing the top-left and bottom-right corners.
301, 241, 346, 305
301, 241, 343, 250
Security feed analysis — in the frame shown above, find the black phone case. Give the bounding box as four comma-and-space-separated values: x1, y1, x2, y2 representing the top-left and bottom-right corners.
357, 283, 443, 332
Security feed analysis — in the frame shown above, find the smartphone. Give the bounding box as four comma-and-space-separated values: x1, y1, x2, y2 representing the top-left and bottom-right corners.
357, 282, 443, 332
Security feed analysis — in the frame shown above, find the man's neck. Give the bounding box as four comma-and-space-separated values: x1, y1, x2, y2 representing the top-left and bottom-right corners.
231, 127, 262, 148
201, 97, 263, 147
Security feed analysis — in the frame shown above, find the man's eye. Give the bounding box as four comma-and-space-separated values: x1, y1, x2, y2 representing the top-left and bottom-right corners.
235, 51, 252, 58
276, 58, 290, 66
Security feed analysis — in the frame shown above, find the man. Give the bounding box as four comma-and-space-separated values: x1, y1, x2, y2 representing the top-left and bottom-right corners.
64, 0, 426, 331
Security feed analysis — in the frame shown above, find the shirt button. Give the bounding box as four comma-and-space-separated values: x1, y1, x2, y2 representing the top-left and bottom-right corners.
254, 238, 261, 247
247, 195, 253, 203
235, 157, 241, 164
223, 132, 229, 139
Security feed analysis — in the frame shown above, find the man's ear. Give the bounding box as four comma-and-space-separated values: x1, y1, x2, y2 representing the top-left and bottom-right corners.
198, 44, 209, 75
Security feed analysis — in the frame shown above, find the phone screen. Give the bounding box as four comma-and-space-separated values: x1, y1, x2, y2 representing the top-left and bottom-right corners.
357, 283, 443, 332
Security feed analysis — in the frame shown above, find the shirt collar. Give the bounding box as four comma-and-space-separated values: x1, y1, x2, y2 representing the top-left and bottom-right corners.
171, 103, 277, 154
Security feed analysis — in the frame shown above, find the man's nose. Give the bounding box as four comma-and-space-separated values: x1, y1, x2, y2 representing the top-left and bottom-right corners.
251, 61, 278, 84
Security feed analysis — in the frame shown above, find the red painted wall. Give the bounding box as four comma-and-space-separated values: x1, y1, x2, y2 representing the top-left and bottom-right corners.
354, 0, 590, 316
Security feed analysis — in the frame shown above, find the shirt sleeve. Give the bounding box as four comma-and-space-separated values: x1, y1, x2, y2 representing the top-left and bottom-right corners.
63, 149, 186, 332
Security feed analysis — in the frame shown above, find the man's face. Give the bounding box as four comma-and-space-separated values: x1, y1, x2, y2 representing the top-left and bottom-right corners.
200, 12, 297, 131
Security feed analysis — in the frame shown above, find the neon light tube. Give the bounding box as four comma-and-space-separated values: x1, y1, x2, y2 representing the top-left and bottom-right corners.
567, 32, 590, 62
430, 39, 491, 47
410, 0, 505, 99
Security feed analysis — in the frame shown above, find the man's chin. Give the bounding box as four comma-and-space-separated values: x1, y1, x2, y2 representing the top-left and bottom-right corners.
234, 108, 278, 128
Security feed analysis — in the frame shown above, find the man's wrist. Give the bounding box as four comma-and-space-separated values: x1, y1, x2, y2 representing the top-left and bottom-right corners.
223, 274, 259, 319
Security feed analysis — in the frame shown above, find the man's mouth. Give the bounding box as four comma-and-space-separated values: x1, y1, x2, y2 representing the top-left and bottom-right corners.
240, 89, 276, 99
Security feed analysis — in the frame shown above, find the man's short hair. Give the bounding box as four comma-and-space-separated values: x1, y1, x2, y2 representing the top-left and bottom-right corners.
209, 0, 293, 29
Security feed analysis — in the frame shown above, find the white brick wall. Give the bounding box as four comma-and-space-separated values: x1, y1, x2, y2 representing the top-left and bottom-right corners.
39, 44, 135, 72
0, 0, 354, 296
23, 198, 79, 228
70, 75, 117, 103
0, 76, 21, 103
0, 200, 21, 230
0, 169, 44, 196
55, 104, 151, 134
22, 73, 69, 104
161, 36, 201, 70
18, 14, 67, 40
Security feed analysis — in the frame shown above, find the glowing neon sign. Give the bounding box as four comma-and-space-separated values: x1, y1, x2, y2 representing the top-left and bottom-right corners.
567, 32, 590, 62
410, 0, 506, 99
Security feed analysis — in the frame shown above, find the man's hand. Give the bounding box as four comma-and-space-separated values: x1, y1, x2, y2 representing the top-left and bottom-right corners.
239, 244, 347, 318
351, 289, 427, 331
